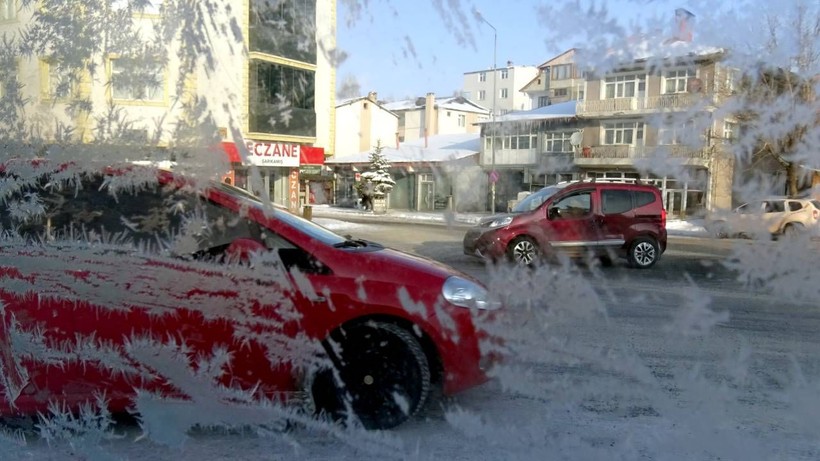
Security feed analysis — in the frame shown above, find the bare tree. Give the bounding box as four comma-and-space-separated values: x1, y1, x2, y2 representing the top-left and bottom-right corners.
736, 2, 820, 197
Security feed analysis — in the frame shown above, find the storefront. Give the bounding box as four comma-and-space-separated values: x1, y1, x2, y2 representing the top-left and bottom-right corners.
222, 141, 325, 212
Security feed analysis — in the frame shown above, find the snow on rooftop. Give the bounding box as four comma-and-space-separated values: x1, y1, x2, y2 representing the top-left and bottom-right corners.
478, 100, 578, 124
384, 96, 489, 114
326, 133, 480, 164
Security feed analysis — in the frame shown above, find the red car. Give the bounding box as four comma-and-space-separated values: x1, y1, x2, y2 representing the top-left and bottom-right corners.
464, 179, 667, 268
0, 161, 499, 430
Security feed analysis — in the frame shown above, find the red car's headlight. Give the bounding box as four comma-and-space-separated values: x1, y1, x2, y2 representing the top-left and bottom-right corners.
442, 276, 501, 310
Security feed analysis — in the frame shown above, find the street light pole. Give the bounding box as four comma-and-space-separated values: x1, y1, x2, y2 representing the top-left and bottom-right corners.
477, 13, 497, 213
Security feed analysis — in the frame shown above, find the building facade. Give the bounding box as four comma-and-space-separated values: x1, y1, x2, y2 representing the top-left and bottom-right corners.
0, 0, 336, 211
480, 49, 738, 217
384, 93, 489, 143
462, 63, 538, 116
521, 49, 586, 108
328, 133, 485, 212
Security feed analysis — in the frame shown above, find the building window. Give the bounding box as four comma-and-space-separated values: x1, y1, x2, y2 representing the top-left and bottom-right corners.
249, 60, 316, 136
43, 60, 75, 100
551, 64, 572, 80
500, 88, 508, 99
544, 131, 574, 153
458, 114, 466, 127
500, 69, 509, 79
722, 68, 739, 94
111, 58, 164, 102
723, 121, 738, 144
479, 72, 487, 82
1, 0, 16, 21
537, 96, 549, 107
477, 90, 486, 101
664, 68, 696, 94
249, 0, 317, 64
604, 74, 646, 99
658, 124, 691, 145
553, 88, 568, 97
603, 121, 644, 145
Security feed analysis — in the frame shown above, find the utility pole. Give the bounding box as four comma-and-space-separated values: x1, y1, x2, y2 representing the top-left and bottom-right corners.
477, 13, 497, 213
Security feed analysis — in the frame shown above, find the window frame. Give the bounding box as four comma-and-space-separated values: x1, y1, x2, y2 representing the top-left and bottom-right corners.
603, 73, 646, 99
603, 121, 644, 145
663, 68, 697, 94
109, 57, 166, 104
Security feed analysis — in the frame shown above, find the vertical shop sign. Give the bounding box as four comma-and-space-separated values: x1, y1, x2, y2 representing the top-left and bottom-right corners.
289, 168, 300, 212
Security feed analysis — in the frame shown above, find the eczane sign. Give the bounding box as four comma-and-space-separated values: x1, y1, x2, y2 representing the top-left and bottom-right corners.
246, 142, 300, 167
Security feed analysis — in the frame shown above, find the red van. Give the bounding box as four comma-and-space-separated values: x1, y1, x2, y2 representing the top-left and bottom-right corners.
463, 179, 668, 268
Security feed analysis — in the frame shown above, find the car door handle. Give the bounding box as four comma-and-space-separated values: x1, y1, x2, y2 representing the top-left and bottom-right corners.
310, 295, 327, 303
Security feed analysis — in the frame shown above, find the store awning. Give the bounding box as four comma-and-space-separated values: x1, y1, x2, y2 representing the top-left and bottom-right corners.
300, 146, 325, 165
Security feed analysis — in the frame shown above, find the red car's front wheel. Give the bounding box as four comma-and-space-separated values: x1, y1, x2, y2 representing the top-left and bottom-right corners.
311, 321, 431, 430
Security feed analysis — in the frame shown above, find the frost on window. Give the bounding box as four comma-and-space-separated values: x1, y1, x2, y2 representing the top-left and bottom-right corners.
1, 0, 819, 459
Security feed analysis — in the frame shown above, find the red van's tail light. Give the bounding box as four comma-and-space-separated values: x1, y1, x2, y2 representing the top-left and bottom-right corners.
662, 208, 667, 227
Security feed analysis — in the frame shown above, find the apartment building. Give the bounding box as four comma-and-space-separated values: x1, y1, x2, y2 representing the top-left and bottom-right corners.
480, 47, 738, 216
0, 0, 336, 210
384, 93, 489, 143
521, 49, 586, 108
462, 63, 538, 116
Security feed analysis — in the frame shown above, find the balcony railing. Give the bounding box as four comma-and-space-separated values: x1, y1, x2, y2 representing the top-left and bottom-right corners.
576, 145, 644, 159
574, 144, 709, 161
577, 93, 706, 115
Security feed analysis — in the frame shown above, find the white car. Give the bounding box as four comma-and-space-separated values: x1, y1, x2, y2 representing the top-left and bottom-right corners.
706, 198, 820, 239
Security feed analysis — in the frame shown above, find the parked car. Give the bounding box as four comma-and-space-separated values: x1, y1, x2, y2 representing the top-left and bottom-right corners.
705, 198, 820, 239
0, 161, 500, 430
463, 179, 668, 268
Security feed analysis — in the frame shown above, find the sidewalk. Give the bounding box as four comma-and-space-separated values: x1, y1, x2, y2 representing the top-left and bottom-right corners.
308, 204, 709, 237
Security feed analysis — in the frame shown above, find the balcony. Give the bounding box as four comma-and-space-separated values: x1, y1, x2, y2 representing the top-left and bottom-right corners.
577, 93, 706, 117
573, 144, 709, 166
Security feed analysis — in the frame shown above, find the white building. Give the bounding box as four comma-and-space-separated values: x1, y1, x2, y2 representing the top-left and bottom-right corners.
384, 93, 489, 143
335, 92, 399, 158
461, 63, 539, 116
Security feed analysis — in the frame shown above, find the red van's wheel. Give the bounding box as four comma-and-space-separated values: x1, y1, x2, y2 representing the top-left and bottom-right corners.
627, 236, 659, 269
507, 236, 539, 266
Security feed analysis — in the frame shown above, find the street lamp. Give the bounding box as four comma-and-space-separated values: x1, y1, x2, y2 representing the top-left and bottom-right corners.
476, 12, 497, 213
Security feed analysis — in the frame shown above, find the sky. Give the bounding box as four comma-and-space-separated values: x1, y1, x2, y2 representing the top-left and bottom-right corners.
334, 0, 685, 102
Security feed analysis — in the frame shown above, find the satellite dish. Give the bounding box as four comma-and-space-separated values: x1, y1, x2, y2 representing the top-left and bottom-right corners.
570, 130, 583, 148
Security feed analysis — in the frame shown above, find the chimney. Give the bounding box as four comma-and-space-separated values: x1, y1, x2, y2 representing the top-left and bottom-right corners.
674, 8, 695, 42
425, 92, 436, 140
367, 91, 378, 103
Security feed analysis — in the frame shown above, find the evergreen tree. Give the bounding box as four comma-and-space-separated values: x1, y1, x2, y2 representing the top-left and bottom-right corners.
359, 140, 395, 198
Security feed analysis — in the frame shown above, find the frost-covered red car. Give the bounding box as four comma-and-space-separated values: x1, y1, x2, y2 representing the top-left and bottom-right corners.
0, 161, 499, 430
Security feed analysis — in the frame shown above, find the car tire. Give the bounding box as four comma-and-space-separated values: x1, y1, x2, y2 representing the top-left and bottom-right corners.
311, 322, 431, 430
709, 221, 729, 239
782, 223, 803, 239
507, 236, 539, 266
627, 236, 659, 269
